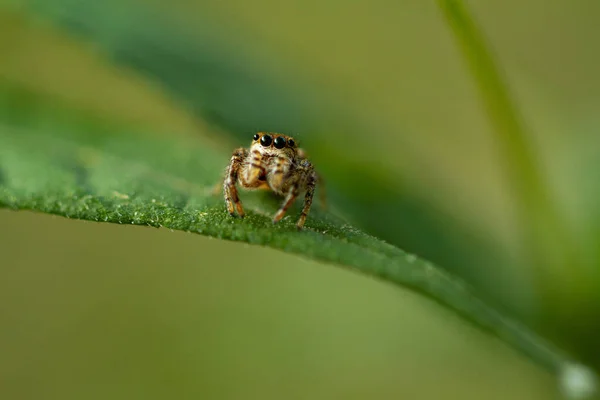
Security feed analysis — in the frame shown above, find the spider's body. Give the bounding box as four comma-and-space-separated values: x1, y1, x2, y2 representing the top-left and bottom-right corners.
222, 132, 321, 229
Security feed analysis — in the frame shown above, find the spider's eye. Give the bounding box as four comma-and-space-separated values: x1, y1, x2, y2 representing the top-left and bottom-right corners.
253, 133, 259, 141
287, 139, 295, 147
273, 136, 286, 149
260, 134, 272, 147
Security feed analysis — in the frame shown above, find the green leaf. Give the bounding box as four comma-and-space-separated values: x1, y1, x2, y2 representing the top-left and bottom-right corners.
0, 83, 572, 376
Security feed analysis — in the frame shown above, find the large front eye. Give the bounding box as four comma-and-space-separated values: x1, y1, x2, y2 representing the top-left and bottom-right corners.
253, 133, 259, 141
260, 134, 272, 147
273, 136, 286, 149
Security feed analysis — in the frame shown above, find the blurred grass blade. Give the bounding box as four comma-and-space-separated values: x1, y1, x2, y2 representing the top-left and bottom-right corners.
436, 0, 578, 303
0, 83, 573, 376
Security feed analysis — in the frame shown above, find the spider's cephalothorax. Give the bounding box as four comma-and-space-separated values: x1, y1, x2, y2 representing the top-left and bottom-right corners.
222, 132, 322, 229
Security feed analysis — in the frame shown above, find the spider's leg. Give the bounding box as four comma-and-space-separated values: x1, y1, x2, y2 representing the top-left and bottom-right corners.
273, 186, 299, 224
296, 172, 317, 229
224, 148, 247, 217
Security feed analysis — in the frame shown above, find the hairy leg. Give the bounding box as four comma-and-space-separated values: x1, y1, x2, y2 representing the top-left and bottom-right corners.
223, 148, 247, 217
273, 186, 299, 223
296, 173, 317, 229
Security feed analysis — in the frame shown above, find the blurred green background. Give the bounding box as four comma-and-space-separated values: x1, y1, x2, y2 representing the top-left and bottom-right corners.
1, 0, 599, 398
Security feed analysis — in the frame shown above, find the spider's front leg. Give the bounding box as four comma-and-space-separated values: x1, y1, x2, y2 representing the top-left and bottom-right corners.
223, 148, 247, 217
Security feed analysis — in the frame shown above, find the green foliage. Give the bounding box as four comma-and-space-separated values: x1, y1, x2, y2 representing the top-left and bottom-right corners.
0, 83, 570, 375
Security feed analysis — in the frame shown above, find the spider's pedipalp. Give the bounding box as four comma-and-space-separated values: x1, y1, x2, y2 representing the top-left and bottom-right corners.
243, 148, 264, 185
268, 155, 291, 192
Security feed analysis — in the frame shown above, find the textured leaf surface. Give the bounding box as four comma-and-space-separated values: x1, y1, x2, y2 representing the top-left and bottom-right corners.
0, 85, 569, 376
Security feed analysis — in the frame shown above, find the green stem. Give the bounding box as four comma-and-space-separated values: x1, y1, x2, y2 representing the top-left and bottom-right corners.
436, 0, 577, 305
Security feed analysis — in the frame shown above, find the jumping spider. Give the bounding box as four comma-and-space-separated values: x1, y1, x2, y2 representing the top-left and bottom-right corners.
222, 132, 323, 229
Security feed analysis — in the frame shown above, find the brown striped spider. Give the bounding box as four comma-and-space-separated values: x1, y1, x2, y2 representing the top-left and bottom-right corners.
222, 132, 323, 229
